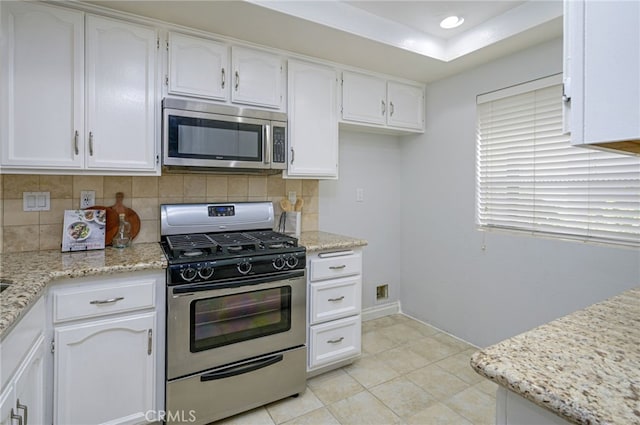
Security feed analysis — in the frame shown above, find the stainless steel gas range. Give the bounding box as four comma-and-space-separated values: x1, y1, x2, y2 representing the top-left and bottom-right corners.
160, 202, 307, 425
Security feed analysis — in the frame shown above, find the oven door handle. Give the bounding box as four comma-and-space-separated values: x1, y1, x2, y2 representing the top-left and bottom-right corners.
200, 354, 284, 382
172, 270, 305, 294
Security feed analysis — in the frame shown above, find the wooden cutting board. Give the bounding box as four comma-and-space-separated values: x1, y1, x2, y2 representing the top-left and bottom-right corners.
110, 192, 141, 242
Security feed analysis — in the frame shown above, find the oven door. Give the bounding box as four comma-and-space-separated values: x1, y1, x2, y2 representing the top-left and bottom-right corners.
166, 271, 306, 380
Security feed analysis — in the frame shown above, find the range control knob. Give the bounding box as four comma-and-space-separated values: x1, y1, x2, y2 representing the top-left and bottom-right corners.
198, 266, 214, 280
237, 261, 252, 275
285, 255, 299, 269
272, 257, 286, 270
180, 267, 197, 281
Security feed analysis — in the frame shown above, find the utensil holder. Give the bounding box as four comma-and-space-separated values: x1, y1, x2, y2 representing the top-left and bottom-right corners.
278, 211, 301, 237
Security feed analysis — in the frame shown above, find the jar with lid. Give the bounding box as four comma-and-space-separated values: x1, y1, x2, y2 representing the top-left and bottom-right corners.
112, 213, 131, 248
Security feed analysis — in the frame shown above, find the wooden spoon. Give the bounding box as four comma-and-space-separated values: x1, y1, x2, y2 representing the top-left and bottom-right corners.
294, 198, 304, 212
280, 198, 292, 212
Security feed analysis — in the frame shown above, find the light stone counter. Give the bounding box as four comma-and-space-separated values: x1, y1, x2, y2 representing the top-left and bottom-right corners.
471, 287, 640, 424
299, 231, 368, 253
0, 243, 166, 339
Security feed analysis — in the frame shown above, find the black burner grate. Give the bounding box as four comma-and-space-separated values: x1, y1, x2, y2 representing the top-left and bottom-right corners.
166, 234, 217, 251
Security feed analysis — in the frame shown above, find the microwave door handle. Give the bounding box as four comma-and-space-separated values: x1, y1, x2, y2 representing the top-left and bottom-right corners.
264, 124, 271, 166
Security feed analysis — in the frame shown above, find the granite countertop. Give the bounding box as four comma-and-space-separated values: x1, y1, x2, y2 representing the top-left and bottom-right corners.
471, 287, 640, 424
299, 230, 368, 252
0, 243, 167, 339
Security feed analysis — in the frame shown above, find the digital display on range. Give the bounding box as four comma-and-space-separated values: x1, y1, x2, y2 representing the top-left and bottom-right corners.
208, 205, 235, 217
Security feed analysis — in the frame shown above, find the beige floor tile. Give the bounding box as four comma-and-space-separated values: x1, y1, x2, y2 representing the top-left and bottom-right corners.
406, 402, 473, 425
405, 336, 464, 363
344, 355, 400, 388
374, 345, 431, 375
369, 376, 437, 419
361, 315, 397, 332
214, 406, 275, 425
361, 329, 398, 355
406, 364, 469, 401
282, 407, 340, 425
443, 386, 496, 425
473, 379, 500, 398
265, 388, 323, 424
434, 349, 485, 385
431, 332, 475, 352
328, 391, 402, 425
377, 323, 430, 345
307, 369, 365, 405
402, 318, 441, 337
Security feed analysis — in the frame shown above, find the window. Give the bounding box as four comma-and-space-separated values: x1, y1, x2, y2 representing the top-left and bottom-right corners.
476, 74, 640, 246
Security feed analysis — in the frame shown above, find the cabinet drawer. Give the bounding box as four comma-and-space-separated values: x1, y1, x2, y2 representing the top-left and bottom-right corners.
309, 251, 361, 281
309, 315, 361, 369
53, 279, 156, 323
310, 276, 361, 325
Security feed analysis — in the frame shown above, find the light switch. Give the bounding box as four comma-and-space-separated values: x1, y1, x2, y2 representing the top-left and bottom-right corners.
23, 192, 50, 211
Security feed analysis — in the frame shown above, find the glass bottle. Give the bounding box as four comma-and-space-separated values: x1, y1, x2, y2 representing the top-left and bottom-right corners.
113, 213, 131, 248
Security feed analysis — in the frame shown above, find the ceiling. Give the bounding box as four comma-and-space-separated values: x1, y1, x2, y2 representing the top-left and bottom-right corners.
82, 0, 563, 83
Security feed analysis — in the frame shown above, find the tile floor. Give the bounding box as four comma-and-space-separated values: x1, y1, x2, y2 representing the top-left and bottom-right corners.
216, 314, 498, 425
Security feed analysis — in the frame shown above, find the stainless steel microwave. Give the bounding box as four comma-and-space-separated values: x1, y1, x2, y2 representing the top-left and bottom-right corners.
162, 98, 287, 172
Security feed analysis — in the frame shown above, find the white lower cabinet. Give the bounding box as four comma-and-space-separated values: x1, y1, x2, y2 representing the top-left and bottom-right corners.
54, 313, 155, 425
50, 271, 163, 425
0, 298, 46, 425
307, 249, 362, 374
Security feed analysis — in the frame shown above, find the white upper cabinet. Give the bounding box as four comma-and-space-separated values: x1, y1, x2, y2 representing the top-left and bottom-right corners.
386, 80, 425, 130
342, 72, 387, 126
168, 32, 229, 101
341, 70, 424, 133
0, 2, 159, 174
286, 59, 338, 179
0, 1, 85, 169
563, 0, 640, 155
85, 15, 158, 171
231, 46, 284, 109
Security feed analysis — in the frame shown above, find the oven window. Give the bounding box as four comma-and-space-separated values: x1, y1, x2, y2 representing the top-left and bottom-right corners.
168, 115, 263, 162
190, 286, 292, 352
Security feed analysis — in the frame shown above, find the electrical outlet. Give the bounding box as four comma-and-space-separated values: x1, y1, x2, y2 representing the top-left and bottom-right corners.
356, 188, 364, 202
80, 190, 96, 209
288, 191, 297, 204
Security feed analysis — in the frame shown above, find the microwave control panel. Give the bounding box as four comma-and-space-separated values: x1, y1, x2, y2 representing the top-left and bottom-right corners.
273, 126, 286, 164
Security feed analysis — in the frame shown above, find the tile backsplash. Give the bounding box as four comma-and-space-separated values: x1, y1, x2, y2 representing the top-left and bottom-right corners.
0, 173, 319, 254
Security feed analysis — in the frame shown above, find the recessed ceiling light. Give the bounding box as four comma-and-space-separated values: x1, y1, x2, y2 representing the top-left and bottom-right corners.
440, 16, 465, 29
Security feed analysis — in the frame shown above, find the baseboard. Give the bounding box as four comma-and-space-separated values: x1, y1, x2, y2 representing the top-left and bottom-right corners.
362, 301, 401, 321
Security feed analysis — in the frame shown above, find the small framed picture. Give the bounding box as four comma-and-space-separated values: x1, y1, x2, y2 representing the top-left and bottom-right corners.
61, 209, 106, 252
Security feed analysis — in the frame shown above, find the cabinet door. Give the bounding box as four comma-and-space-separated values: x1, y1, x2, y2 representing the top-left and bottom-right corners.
13, 336, 45, 425
287, 60, 338, 178
168, 32, 228, 101
54, 312, 156, 425
0, 2, 84, 169
231, 46, 283, 109
387, 81, 424, 130
581, 1, 640, 144
0, 384, 15, 425
85, 15, 158, 171
341, 71, 386, 126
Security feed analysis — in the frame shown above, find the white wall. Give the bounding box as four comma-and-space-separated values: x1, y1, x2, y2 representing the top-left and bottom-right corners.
319, 130, 402, 310
400, 38, 640, 347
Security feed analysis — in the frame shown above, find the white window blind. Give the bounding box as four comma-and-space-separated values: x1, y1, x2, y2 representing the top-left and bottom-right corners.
476, 75, 640, 246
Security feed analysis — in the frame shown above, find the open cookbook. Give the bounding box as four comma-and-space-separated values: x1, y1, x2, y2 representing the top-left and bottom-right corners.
61, 209, 106, 252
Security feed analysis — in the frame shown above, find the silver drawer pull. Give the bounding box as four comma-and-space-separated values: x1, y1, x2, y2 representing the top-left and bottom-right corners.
16, 399, 27, 425
327, 337, 344, 344
329, 265, 346, 270
90, 296, 124, 305
11, 408, 22, 425
328, 296, 345, 302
